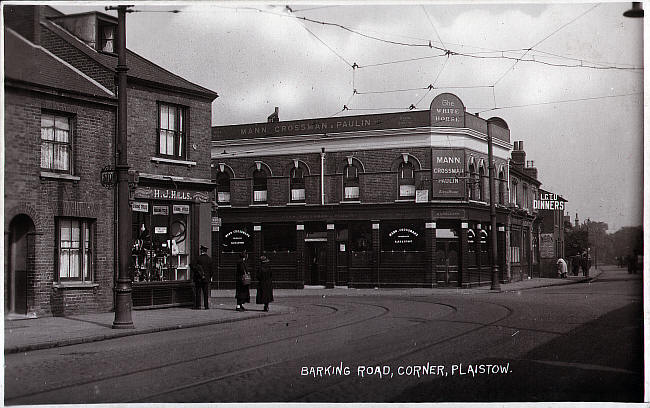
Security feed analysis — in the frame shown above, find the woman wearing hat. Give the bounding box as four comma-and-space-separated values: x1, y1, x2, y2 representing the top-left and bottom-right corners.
235, 251, 251, 311
256, 255, 274, 312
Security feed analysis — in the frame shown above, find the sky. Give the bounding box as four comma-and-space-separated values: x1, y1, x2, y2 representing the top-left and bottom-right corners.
56, 1, 644, 232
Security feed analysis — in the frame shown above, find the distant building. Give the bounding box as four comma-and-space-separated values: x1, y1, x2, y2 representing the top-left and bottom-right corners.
536, 189, 568, 277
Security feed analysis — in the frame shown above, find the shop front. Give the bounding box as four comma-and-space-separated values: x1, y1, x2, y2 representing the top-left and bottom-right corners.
130, 185, 212, 308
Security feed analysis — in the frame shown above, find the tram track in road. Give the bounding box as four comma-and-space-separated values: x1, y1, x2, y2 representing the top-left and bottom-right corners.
5, 299, 391, 404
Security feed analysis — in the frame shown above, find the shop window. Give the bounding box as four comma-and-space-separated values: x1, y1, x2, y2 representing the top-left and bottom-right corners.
57, 218, 93, 282
290, 167, 305, 202
220, 224, 253, 253
158, 103, 187, 159
467, 229, 477, 266
216, 172, 231, 204
263, 224, 296, 252
343, 163, 360, 200
398, 161, 415, 198
349, 221, 372, 251
131, 203, 192, 282
510, 230, 521, 264
382, 221, 424, 251
41, 112, 73, 173
253, 169, 268, 203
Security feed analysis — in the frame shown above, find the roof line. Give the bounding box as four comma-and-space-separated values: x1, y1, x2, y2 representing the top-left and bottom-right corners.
6, 27, 115, 98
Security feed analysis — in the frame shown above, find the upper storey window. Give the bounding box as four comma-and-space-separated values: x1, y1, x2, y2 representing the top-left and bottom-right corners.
41, 112, 73, 174
158, 103, 187, 159
98, 21, 115, 53
290, 167, 305, 202
398, 161, 415, 198
253, 169, 268, 203
343, 163, 360, 200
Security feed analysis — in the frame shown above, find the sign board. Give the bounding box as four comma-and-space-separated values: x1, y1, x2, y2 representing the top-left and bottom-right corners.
153, 205, 169, 216
154, 226, 167, 234
540, 233, 555, 258
430, 93, 465, 127
415, 189, 429, 203
133, 186, 210, 203
211, 217, 221, 232
132, 202, 149, 213
100, 166, 115, 188
432, 149, 465, 199
173, 204, 190, 214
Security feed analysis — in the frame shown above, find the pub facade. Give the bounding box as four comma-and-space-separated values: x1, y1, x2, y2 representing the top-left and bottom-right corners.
211, 94, 523, 289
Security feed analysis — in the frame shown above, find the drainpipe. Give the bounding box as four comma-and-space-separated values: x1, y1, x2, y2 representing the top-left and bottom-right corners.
320, 147, 325, 206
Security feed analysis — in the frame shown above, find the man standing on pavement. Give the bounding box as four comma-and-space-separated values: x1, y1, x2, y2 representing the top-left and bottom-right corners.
556, 257, 568, 279
192, 245, 213, 310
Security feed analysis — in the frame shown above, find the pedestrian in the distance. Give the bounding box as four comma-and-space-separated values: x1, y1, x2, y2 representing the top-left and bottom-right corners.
191, 245, 212, 310
556, 257, 568, 279
581, 252, 590, 277
236, 250, 251, 311
571, 254, 580, 276
256, 255, 274, 312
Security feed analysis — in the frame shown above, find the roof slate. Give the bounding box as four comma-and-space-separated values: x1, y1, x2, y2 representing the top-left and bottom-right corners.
42, 18, 218, 99
4, 28, 115, 99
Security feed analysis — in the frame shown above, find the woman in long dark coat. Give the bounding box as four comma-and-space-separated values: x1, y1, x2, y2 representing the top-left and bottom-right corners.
256, 255, 274, 312
235, 251, 250, 311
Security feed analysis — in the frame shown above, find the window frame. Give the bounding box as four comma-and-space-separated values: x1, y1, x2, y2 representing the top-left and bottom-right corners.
252, 169, 268, 203
215, 171, 231, 204
290, 167, 306, 203
343, 163, 360, 200
398, 161, 416, 199
97, 20, 116, 54
41, 111, 74, 174
56, 218, 94, 283
157, 102, 188, 160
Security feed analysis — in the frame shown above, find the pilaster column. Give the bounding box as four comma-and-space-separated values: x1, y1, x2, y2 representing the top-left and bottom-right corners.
372, 221, 380, 287
460, 221, 469, 287
326, 223, 336, 288
253, 224, 262, 278
296, 223, 305, 288
425, 221, 437, 287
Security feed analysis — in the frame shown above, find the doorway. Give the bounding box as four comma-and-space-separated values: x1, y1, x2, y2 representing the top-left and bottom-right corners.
6, 215, 35, 315
436, 239, 459, 286
305, 241, 327, 285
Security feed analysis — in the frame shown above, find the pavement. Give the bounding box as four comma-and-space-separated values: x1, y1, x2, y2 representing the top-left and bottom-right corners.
4, 268, 601, 355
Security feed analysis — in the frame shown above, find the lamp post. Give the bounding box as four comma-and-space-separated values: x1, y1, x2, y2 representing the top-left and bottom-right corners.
111, 5, 134, 329
487, 119, 500, 291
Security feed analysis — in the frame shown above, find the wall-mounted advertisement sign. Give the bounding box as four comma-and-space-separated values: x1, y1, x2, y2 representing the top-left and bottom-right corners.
153, 205, 169, 216
533, 192, 565, 211
154, 226, 168, 234
540, 233, 555, 258
132, 202, 149, 213
173, 204, 190, 214
133, 186, 210, 203
222, 225, 253, 252
382, 223, 424, 251
432, 149, 465, 199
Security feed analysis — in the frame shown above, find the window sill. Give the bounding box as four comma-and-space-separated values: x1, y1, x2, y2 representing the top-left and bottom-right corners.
150, 157, 197, 167
216, 203, 231, 207
250, 203, 269, 207
40, 172, 80, 182
287, 201, 306, 206
53, 282, 99, 289
340, 200, 361, 204
395, 198, 415, 203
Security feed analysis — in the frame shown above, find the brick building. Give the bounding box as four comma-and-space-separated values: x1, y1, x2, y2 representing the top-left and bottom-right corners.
211, 93, 519, 289
4, 5, 218, 315
536, 188, 567, 277
4, 25, 116, 316
507, 141, 542, 280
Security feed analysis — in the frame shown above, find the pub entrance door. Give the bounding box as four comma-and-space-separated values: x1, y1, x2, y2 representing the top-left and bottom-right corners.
436, 239, 460, 287
305, 241, 327, 286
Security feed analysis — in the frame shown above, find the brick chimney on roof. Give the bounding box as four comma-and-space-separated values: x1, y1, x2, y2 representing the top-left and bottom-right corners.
511, 140, 526, 170
267, 107, 279, 123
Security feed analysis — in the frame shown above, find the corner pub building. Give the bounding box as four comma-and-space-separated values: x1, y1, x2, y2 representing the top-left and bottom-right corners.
211, 93, 536, 289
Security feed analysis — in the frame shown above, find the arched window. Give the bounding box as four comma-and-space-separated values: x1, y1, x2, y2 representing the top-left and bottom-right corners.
216, 172, 230, 204
468, 163, 476, 200
253, 169, 268, 203
478, 165, 485, 202
511, 178, 519, 207
343, 163, 360, 200
498, 170, 506, 205
290, 167, 305, 202
398, 161, 415, 198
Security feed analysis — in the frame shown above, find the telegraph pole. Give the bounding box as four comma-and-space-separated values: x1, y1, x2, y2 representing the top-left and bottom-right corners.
111, 5, 134, 329
487, 119, 501, 291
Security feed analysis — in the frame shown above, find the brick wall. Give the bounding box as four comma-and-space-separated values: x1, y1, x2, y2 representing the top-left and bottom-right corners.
4, 87, 116, 316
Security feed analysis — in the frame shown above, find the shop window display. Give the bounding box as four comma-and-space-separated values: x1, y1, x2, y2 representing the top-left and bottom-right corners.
131, 202, 192, 282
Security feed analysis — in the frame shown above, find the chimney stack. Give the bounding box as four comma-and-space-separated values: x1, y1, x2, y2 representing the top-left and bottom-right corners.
267, 107, 279, 123
511, 140, 526, 169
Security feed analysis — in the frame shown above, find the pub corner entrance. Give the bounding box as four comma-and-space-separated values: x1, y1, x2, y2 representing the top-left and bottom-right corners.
305, 240, 327, 286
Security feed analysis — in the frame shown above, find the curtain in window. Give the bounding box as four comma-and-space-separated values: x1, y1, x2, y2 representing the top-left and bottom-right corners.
41, 114, 70, 171
59, 219, 81, 278
159, 104, 176, 156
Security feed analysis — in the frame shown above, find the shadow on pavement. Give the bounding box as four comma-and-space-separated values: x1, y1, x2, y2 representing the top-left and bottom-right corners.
391, 302, 643, 402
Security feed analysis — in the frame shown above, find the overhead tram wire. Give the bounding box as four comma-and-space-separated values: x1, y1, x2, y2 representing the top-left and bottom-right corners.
474, 91, 642, 114
492, 3, 602, 86
421, 5, 446, 50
